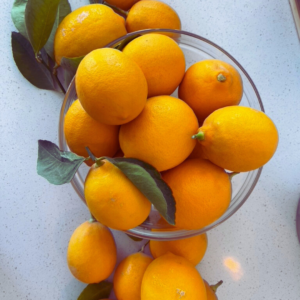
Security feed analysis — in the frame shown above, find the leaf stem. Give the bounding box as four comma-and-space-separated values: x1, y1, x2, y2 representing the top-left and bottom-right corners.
103, 1, 128, 18
85, 147, 105, 167
37, 53, 66, 94
85, 147, 96, 162
140, 240, 150, 253
53, 72, 66, 94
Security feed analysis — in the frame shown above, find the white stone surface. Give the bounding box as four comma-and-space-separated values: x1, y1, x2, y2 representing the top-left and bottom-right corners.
1, 0, 300, 299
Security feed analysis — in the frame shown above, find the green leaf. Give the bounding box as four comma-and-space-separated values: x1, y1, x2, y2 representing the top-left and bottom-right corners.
78, 281, 113, 300
11, 32, 55, 90
60, 56, 84, 87
44, 0, 71, 60
37, 140, 86, 185
105, 157, 176, 225
60, 56, 84, 76
126, 234, 143, 241
11, 0, 28, 39
25, 0, 61, 55
115, 33, 140, 51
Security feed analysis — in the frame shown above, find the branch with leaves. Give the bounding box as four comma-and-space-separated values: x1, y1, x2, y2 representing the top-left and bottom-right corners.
37, 140, 176, 225
11, 0, 84, 93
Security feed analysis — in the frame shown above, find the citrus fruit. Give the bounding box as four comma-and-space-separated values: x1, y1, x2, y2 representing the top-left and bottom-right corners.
105, 0, 140, 10
204, 280, 223, 300
76, 48, 148, 125
126, 0, 181, 33
113, 148, 124, 158
150, 233, 208, 266
192, 106, 279, 172
162, 158, 231, 230
64, 99, 119, 166
114, 252, 153, 300
54, 4, 127, 65
188, 142, 205, 160
84, 160, 151, 230
67, 220, 117, 284
123, 33, 185, 97
119, 96, 199, 172
141, 252, 207, 300
178, 59, 243, 124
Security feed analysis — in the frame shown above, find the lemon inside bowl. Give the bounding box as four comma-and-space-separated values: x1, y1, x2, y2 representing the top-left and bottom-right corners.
59, 29, 263, 241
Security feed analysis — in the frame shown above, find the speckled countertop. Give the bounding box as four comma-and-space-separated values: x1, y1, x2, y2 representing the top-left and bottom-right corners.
1, 0, 300, 299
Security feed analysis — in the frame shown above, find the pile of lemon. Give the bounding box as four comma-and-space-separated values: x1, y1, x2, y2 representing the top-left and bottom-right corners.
57, 1, 278, 299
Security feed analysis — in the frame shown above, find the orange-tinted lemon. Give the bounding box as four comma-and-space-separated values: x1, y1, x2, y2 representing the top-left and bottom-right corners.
114, 252, 153, 300
123, 33, 185, 97
76, 48, 148, 125
126, 1, 181, 33
67, 221, 117, 284
119, 96, 198, 172
179, 59, 243, 124
141, 252, 207, 300
54, 4, 127, 64
84, 160, 151, 230
193, 106, 279, 172
188, 142, 206, 160
64, 100, 119, 166
162, 158, 231, 230
150, 233, 208, 266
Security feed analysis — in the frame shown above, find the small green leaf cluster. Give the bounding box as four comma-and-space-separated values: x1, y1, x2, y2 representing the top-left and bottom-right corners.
11, 0, 83, 93
37, 140, 176, 225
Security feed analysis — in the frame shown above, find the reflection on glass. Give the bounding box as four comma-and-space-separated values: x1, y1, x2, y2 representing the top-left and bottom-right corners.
223, 257, 244, 281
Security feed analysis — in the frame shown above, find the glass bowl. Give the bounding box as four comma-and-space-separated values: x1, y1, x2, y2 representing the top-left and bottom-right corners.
59, 29, 263, 241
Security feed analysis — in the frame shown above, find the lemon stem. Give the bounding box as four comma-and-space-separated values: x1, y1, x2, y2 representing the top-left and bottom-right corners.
85, 147, 104, 167
192, 131, 205, 140
210, 280, 223, 293
103, 2, 129, 18
95, 158, 105, 167
217, 73, 226, 82
89, 215, 97, 223
228, 172, 240, 180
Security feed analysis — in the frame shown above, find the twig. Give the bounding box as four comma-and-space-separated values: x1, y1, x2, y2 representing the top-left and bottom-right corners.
37, 54, 66, 94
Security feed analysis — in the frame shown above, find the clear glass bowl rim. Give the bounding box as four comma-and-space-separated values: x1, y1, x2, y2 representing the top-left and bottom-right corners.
59, 28, 263, 240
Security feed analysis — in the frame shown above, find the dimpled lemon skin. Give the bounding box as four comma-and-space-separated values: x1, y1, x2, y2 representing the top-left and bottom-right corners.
54, 4, 127, 65
76, 48, 148, 125
113, 252, 153, 300
178, 59, 243, 124
162, 158, 231, 230
119, 96, 199, 172
64, 99, 119, 166
123, 33, 186, 97
126, 0, 181, 33
67, 221, 117, 284
141, 252, 207, 300
84, 160, 151, 231
197, 106, 279, 172
150, 233, 208, 266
